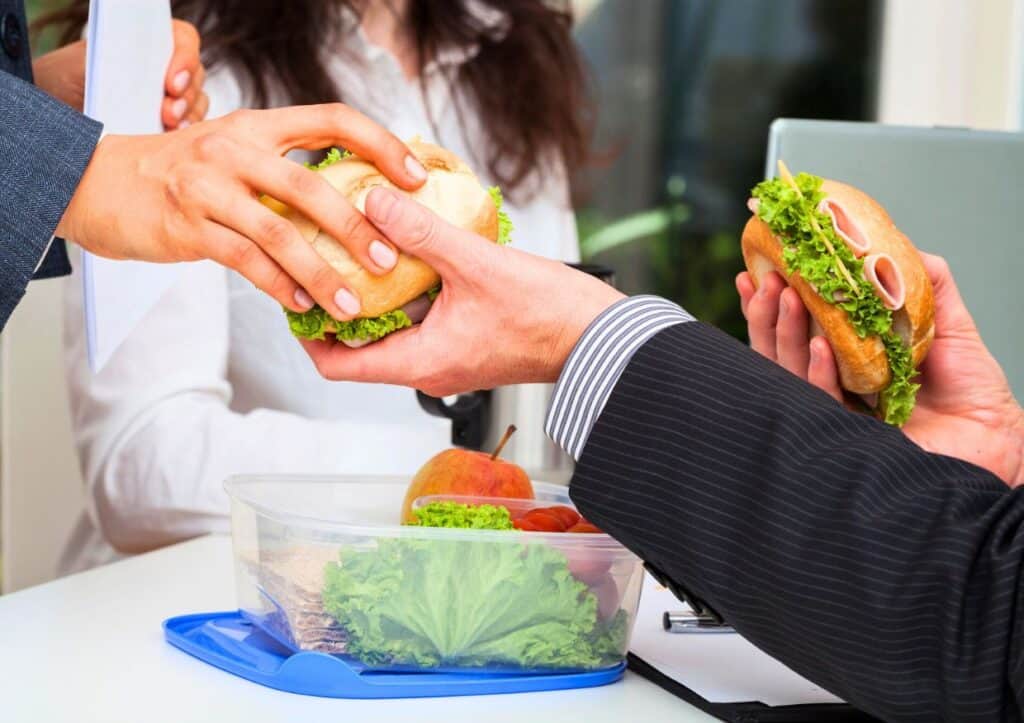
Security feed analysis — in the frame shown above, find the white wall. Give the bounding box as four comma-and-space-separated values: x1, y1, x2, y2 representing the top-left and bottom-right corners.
0, 276, 84, 593
878, 0, 1024, 130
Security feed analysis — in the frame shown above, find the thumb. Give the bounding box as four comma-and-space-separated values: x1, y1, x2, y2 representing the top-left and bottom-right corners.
365, 187, 477, 277
920, 252, 977, 338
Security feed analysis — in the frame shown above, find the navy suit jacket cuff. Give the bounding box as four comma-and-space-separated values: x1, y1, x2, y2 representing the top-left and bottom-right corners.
0, 71, 101, 327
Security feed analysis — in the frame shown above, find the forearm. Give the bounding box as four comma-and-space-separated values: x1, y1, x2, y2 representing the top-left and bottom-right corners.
558, 320, 1023, 721
0, 71, 100, 326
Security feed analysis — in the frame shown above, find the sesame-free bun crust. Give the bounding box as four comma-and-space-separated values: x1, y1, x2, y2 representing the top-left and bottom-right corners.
268, 139, 499, 318
741, 179, 934, 394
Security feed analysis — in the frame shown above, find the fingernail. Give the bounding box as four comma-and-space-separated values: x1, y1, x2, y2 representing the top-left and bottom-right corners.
334, 288, 361, 316
779, 296, 789, 318
367, 188, 397, 224
369, 240, 397, 270
810, 341, 821, 362
178, 119, 191, 129
173, 70, 191, 93
294, 288, 314, 310
171, 98, 187, 119
404, 154, 427, 181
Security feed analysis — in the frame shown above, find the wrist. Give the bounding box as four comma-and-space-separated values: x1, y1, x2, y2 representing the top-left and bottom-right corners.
56, 134, 115, 243
542, 277, 625, 382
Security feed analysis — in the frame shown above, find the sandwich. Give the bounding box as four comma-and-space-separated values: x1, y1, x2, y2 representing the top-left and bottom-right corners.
742, 162, 934, 425
264, 139, 512, 347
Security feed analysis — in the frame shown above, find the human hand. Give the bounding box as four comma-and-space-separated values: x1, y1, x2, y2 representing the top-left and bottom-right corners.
32, 20, 207, 130
737, 254, 1024, 485
57, 104, 428, 320
300, 188, 625, 395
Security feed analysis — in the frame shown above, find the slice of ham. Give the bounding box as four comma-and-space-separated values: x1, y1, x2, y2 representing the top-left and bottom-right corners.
818, 198, 870, 256
862, 253, 906, 310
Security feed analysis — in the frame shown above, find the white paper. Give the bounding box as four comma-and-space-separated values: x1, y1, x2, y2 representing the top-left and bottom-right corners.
82, 0, 178, 371
630, 573, 843, 706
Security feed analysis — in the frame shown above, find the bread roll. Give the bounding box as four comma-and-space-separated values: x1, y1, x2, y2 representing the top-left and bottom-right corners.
268, 139, 499, 318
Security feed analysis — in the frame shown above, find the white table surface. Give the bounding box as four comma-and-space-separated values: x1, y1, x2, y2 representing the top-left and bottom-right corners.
0, 535, 716, 723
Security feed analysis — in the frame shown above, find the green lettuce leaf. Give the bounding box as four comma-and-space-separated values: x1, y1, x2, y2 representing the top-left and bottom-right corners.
752, 173, 918, 425
408, 502, 514, 530
285, 307, 412, 342
321, 537, 627, 670
489, 186, 513, 245
305, 147, 351, 171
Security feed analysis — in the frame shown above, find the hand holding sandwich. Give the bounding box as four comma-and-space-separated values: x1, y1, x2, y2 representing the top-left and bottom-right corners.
57, 104, 427, 320
738, 254, 1024, 486
299, 187, 624, 395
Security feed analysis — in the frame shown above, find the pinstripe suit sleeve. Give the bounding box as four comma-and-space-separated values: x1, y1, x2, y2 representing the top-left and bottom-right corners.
566, 321, 1023, 723
0, 70, 102, 330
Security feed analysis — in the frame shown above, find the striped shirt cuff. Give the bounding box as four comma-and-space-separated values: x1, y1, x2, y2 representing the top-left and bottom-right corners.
545, 295, 694, 460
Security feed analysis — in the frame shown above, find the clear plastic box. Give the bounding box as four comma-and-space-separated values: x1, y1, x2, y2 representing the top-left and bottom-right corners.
225, 475, 643, 673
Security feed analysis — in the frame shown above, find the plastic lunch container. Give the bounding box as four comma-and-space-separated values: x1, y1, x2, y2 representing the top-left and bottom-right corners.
224, 475, 644, 674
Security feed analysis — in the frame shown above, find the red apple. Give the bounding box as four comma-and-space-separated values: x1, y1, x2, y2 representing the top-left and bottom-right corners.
401, 425, 534, 523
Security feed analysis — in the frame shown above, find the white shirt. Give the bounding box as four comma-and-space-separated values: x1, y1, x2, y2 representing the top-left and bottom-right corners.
59, 16, 579, 572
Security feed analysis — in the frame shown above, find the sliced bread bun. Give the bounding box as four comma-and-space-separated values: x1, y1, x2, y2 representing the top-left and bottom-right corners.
268, 139, 499, 318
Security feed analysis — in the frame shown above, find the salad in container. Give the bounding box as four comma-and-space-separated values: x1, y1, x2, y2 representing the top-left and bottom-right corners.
225, 471, 643, 674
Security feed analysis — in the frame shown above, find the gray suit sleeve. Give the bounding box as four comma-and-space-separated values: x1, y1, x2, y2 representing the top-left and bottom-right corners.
0, 70, 102, 329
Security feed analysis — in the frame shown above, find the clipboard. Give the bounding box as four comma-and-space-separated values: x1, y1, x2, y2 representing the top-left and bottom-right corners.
627, 574, 879, 722
627, 654, 879, 722
82, 0, 179, 371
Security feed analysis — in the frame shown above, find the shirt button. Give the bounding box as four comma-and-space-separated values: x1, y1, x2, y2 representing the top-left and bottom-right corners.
1, 13, 24, 60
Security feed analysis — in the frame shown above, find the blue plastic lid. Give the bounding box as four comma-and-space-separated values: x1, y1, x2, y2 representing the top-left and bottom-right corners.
163, 611, 625, 699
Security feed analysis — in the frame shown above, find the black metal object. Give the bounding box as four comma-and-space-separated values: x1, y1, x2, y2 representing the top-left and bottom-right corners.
416, 389, 492, 450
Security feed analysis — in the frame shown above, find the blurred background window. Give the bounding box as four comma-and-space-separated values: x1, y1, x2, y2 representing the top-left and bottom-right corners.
570, 0, 881, 339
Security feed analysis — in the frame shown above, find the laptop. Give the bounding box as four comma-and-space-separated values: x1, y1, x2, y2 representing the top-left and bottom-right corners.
766, 119, 1024, 399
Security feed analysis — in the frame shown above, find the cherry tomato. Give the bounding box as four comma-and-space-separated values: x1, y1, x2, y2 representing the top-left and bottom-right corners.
567, 521, 602, 534
542, 505, 581, 529
513, 517, 547, 531
521, 509, 566, 532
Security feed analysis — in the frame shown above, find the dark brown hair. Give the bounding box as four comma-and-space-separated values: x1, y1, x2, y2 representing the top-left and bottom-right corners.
40, 0, 592, 197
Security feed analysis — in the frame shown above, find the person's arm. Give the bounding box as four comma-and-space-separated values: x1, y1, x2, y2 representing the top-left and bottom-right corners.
0, 70, 101, 327
296, 191, 1023, 721
551, 314, 1024, 722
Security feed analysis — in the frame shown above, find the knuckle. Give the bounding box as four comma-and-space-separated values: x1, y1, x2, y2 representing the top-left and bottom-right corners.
308, 263, 340, 294
406, 207, 437, 245
265, 268, 293, 299
335, 208, 367, 243
256, 215, 295, 251
225, 108, 257, 132
226, 239, 260, 272
289, 166, 324, 198
193, 131, 231, 162
325, 102, 352, 126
